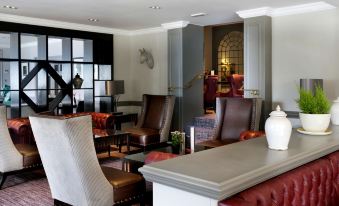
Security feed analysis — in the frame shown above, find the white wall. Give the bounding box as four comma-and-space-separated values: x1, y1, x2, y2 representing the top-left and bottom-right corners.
272, 9, 339, 112
114, 31, 168, 113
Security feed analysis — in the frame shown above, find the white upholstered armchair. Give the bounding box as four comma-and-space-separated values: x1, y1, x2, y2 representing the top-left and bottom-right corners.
29, 115, 145, 205
0, 105, 41, 189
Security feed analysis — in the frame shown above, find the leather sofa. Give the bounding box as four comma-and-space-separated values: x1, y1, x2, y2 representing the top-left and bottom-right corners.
7, 112, 115, 145
219, 151, 339, 206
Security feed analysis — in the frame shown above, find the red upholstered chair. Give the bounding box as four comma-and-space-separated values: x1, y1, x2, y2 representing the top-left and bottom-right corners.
145, 151, 179, 164
229, 74, 244, 98
198, 97, 262, 148
204, 75, 219, 112
239, 130, 265, 141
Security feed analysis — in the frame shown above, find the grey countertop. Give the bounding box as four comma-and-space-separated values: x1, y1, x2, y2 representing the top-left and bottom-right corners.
139, 126, 339, 200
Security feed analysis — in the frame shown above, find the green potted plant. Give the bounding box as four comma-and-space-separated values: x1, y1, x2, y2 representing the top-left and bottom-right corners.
297, 86, 331, 132
171, 131, 183, 154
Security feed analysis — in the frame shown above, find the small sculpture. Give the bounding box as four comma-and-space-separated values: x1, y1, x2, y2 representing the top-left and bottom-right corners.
139, 48, 154, 69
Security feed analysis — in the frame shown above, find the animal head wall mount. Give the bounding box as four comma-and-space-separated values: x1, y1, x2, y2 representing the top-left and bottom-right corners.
139, 48, 154, 69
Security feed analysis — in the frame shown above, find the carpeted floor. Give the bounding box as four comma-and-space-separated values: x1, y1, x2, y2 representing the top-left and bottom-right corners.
0, 157, 144, 206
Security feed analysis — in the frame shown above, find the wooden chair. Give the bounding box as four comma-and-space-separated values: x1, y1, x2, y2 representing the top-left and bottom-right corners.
0, 105, 41, 189
29, 115, 145, 205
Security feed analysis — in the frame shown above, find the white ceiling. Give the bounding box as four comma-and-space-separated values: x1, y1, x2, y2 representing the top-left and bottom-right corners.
0, 0, 338, 30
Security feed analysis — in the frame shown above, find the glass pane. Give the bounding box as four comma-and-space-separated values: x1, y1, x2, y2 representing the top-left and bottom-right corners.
0, 61, 19, 90
48, 36, 71, 61
21, 34, 46, 60
22, 62, 47, 90
23, 90, 47, 106
84, 89, 93, 112
94, 81, 106, 96
99, 65, 112, 80
95, 97, 112, 113
94, 64, 99, 80
74, 89, 93, 112
21, 99, 37, 117
0, 32, 18, 59
73, 64, 93, 88
3, 91, 20, 118
72, 39, 93, 62
49, 63, 72, 88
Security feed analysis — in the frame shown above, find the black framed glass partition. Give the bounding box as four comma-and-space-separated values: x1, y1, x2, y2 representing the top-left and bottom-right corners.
0, 22, 113, 118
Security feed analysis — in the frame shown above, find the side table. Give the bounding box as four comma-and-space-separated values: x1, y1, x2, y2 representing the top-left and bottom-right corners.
113, 113, 138, 130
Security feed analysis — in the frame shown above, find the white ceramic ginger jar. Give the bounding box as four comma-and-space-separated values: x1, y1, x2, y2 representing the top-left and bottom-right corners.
331, 97, 339, 125
265, 105, 292, 150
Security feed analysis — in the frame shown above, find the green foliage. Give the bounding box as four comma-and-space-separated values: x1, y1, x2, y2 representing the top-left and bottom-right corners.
171, 131, 182, 147
297, 86, 331, 114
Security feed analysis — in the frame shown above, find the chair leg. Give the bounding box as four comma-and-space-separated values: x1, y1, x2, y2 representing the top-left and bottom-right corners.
0, 172, 7, 189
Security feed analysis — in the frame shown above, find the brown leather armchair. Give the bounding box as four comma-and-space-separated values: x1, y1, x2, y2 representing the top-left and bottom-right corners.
198, 97, 262, 148
124, 94, 175, 151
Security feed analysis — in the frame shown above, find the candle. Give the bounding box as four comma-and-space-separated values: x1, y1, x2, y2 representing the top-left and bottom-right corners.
211, 70, 215, 76
181, 132, 185, 154
190, 126, 195, 153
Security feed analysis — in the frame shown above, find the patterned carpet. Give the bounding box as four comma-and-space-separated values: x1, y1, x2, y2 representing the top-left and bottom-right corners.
0, 158, 126, 206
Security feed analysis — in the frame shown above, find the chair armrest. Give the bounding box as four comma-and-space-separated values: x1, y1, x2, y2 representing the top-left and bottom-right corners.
239, 130, 265, 141
90, 112, 115, 130
7, 118, 35, 145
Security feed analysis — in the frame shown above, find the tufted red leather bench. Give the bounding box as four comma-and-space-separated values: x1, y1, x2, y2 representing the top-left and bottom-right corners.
219, 151, 339, 206
7, 112, 114, 145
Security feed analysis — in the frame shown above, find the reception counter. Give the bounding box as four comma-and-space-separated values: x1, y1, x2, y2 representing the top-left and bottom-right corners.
139, 127, 339, 206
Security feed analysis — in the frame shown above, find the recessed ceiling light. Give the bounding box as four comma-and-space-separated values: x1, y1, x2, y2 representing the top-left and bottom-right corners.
191, 12, 207, 17
3, 5, 18, 10
149, 6, 161, 10
88, 18, 99, 22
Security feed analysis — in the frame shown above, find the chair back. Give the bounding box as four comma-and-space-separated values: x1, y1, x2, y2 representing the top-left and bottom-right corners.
213, 98, 262, 141
229, 74, 244, 97
137, 94, 175, 142
204, 75, 219, 103
0, 105, 22, 173
29, 115, 113, 206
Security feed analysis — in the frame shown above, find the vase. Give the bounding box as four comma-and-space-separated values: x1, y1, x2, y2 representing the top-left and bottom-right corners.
73, 73, 83, 89
330, 97, 339, 125
299, 113, 331, 132
171, 145, 180, 154
265, 105, 292, 150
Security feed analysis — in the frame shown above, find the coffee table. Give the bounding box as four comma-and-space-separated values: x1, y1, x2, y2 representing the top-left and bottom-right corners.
93, 129, 130, 156
122, 144, 204, 173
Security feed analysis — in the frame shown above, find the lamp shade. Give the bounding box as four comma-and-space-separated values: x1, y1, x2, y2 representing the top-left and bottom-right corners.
105, 80, 125, 96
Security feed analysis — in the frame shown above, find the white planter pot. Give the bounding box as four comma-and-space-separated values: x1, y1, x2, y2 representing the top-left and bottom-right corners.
299, 113, 331, 132
265, 106, 292, 150
330, 97, 339, 125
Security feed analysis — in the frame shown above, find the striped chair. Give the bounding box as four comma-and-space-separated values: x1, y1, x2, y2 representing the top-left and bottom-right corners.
0, 105, 41, 189
29, 114, 145, 206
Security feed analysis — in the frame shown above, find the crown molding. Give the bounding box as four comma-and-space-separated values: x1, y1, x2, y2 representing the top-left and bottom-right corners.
272, 1, 336, 17
236, 7, 272, 18
0, 13, 130, 35
237, 1, 336, 18
129, 27, 166, 36
161, 21, 190, 30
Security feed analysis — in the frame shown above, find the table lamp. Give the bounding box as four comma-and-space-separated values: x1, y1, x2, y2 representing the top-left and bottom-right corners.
105, 80, 125, 113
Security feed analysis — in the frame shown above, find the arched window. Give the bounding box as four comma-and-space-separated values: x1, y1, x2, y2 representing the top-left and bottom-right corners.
217, 31, 243, 81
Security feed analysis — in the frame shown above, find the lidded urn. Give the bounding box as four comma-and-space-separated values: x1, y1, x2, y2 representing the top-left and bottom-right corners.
331, 97, 339, 125
265, 105, 292, 150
